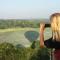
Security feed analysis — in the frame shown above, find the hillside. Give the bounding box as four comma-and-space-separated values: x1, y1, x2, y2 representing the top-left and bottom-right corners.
0, 28, 52, 47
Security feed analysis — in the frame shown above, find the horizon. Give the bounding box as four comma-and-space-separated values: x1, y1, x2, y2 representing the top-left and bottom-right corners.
0, 18, 50, 24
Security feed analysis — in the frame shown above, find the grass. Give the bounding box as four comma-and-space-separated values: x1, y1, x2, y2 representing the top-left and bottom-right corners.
0, 28, 36, 32
0, 27, 52, 47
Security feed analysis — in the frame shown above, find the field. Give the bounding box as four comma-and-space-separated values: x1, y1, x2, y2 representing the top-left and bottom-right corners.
0, 28, 52, 47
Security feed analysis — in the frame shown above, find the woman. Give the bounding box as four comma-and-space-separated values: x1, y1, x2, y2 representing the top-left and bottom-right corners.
40, 13, 60, 60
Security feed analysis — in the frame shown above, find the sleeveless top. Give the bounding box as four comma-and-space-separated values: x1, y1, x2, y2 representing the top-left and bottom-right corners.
44, 37, 60, 49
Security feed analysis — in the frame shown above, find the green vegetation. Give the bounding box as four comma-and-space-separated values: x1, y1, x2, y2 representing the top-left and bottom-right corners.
0, 28, 52, 47
0, 42, 50, 60
0, 20, 51, 60
0, 20, 40, 29
0, 27, 51, 60
0, 19, 50, 29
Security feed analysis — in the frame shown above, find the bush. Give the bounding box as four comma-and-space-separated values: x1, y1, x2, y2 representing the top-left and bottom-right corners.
0, 42, 50, 60
29, 48, 50, 60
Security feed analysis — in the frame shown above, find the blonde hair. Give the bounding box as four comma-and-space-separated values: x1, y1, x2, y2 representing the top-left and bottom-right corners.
50, 13, 60, 41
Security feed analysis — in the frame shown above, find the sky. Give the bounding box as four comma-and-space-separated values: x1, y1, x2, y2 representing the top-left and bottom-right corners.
0, 0, 60, 19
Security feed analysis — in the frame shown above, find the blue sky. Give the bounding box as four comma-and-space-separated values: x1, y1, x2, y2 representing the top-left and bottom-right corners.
0, 0, 60, 19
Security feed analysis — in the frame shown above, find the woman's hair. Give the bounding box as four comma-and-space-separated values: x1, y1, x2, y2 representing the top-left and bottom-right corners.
50, 13, 60, 41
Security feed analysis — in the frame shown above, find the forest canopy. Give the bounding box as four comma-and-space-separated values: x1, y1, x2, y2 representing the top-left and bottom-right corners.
0, 19, 50, 29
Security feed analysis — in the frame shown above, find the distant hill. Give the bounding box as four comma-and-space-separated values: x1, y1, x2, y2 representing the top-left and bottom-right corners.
0, 19, 50, 23
0, 19, 50, 28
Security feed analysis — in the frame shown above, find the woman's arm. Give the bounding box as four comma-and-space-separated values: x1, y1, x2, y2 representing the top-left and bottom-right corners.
40, 23, 45, 48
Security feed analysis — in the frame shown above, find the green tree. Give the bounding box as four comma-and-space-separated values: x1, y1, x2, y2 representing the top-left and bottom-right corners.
30, 48, 50, 60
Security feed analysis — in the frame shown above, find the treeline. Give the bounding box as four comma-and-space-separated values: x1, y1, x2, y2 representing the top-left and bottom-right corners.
0, 20, 50, 29
0, 42, 50, 60
0, 20, 40, 29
